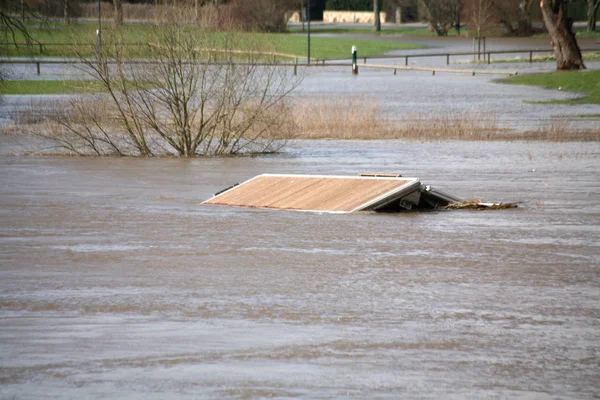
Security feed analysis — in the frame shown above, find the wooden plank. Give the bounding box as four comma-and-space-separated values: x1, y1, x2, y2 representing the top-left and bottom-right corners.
203, 174, 420, 213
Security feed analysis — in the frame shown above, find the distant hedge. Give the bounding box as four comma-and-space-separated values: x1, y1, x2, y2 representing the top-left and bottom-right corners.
325, 0, 371, 11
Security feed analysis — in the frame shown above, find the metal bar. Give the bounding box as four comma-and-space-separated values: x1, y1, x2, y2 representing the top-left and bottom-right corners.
362, 63, 517, 76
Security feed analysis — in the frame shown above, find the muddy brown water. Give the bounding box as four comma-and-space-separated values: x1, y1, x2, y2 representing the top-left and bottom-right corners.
1, 138, 599, 398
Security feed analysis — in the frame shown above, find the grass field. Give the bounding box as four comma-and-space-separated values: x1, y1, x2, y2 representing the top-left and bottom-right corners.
482, 51, 600, 64
500, 70, 600, 105
1, 80, 105, 95
2, 22, 422, 59
534, 30, 600, 39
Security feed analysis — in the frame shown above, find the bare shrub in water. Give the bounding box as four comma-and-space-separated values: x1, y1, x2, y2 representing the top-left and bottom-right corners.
294, 97, 393, 139
520, 121, 600, 141
29, 19, 300, 157
293, 97, 503, 140
291, 97, 599, 141
396, 112, 503, 140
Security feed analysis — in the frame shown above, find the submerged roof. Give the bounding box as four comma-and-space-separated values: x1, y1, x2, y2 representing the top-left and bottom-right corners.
203, 174, 420, 213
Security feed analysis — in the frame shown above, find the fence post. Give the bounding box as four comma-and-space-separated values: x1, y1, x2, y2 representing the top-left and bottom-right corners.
39, 43, 43, 54
446, 54, 449, 65
294, 64, 297, 76
487, 52, 491, 64
36, 62, 40, 75
405, 56, 408, 66
529, 51, 533, 63
364, 57, 366, 64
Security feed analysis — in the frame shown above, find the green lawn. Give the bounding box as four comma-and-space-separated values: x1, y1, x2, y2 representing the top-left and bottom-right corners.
500, 70, 600, 105
534, 30, 600, 39
478, 51, 600, 64
2, 22, 422, 59
0, 80, 105, 95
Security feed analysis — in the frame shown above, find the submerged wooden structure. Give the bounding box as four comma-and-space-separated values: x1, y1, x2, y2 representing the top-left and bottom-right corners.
203, 173, 464, 213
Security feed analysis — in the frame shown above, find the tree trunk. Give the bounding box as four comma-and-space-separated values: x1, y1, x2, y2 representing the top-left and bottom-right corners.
374, 0, 381, 32
588, 0, 599, 32
454, 0, 461, 36
63, 0, 70, 24
114, 0, 123, 26
540, 0, 586, 70
301, 1, 305, 32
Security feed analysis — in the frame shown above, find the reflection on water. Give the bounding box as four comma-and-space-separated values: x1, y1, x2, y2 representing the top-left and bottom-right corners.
1, 139, 599, 398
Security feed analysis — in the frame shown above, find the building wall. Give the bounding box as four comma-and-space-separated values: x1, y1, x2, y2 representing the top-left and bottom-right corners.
323, 11, 387, 24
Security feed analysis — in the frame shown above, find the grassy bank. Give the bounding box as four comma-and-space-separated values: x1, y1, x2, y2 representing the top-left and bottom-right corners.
534, 30, 600, 39
479, 51, 600, 64
1, 80, 105, 95
2, 22, 421, 59
500, 70, 600, 105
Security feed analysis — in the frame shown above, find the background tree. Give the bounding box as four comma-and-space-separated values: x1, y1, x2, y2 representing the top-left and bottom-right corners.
325, 0, 371, 10
0, 0, 47, 102
388, 0, 418, 21
588, 0, 599, 31
492, 0, 537, 35
374, 0, 381, 31
419, 0, 461, 36
113, 0, 123, 25
540, 0, 585, 70
32, 23, 301, 156
226, 0, 298, 32
465, 0, 493, 38
453, 0, 462, 35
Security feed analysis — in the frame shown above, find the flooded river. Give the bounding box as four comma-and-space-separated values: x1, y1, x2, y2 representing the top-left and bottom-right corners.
1, 139, 599, 398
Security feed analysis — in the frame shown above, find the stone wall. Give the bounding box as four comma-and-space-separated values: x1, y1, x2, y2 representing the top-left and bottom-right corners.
323, 11, 387, 24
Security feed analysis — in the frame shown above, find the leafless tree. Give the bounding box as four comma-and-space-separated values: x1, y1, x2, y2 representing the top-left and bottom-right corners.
492, 0, 536, 35
540, 0, 585, 70
588, 0, 599, 31
226, 0, 297, 32
113, 0, 123, 25
58, 0, 81, 24
31, 22, 301, 157
1, 0, 46, 102
465, 0, 493, 37
419, 0, 461, 35
454, 0, 462, 36
1, 2, 38, 45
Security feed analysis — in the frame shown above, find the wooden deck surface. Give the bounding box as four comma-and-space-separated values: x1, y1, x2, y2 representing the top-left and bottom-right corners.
204, 174, 419, 213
